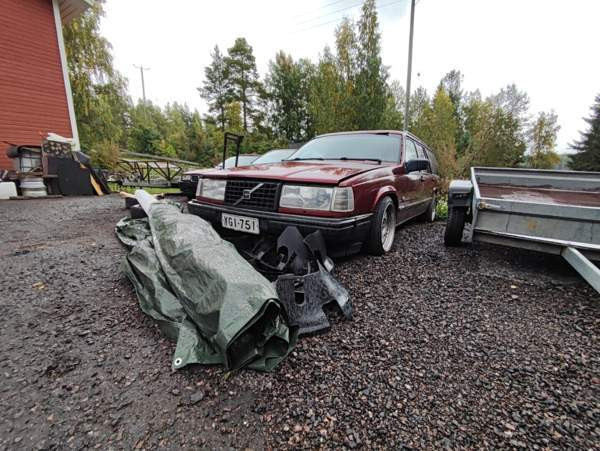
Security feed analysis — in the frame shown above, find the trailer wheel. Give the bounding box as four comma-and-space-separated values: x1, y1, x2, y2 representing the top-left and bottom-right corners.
444, 207, 466, 246
125, 197, 139, 209
130, 204, 148, 219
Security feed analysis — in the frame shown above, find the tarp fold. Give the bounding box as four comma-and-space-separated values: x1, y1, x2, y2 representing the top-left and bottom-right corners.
116, 202, 296, 371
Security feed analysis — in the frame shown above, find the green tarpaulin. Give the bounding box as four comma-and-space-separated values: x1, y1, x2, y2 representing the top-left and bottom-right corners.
116, 201, 297, 371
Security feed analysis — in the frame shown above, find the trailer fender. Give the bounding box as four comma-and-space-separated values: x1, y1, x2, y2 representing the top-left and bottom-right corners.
447, 180, 473, 208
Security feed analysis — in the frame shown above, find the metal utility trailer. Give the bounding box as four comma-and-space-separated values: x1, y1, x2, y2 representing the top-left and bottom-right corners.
445, 167, 600, 293
114, 152, 202, 188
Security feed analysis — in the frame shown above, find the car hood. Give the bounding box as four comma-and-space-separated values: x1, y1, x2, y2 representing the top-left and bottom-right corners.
193, 160, 387, 184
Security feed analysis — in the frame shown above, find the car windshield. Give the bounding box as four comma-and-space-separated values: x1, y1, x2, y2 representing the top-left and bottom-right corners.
253, 149, 295, 165
223, 155, 257, 168
291, 134, 401, 162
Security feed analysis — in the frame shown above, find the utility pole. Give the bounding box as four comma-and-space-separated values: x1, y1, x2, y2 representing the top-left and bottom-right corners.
403, 0, 416, 131
134, 64, 150, 102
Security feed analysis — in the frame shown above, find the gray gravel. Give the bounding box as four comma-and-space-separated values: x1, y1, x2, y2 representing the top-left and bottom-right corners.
0, 195, 598, 449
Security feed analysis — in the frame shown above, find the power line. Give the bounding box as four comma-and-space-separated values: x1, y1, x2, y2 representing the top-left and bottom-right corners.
296, 0, 364, 26
294, 0, 349, 19
295, 0, 405, 33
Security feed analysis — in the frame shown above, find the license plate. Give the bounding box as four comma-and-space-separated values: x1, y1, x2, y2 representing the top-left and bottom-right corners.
221, 213, 259, 234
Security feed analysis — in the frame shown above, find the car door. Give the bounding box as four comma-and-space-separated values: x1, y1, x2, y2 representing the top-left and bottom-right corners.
395, 136, 424, 222
414, 142, 436, 214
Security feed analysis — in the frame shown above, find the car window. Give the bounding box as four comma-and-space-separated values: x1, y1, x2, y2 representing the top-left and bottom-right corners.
415, 143, 431, 173
404, 138, 418, 162
292, 134, 401, 162
427, 149, 439, 174
253, 149, 295, 165
223, 155, 257, 168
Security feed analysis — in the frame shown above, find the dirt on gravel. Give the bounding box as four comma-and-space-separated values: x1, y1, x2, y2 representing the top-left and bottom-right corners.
1, 195, 598, 449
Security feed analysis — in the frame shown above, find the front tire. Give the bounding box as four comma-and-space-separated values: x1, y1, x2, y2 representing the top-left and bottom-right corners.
367, 197, 396, 255
444, 207, 466, 246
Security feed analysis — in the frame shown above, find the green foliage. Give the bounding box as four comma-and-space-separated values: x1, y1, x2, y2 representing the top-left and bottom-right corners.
308, 48, 349, 134
354, 0, 389, 129
414, 87, 459, 179
570, 94, 600, 171
65, 0, 566, 177
126, 101, 212, 165
265, 52, 314, 142
63, 0, 130, 159
407, 87, 430, 134
225, 38, 261, 131
435, 198, 448, 220
90, 140, 120, 169
526, 111, 561, 169
198, 46, 230, 131
458, 89, 528, 173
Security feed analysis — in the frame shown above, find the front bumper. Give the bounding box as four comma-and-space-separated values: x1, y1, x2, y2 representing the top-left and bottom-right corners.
188, 200, 373, 256
179, 180, 198, 198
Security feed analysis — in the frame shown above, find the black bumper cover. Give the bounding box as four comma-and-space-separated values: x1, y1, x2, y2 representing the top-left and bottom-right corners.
179, 180, 197, 199
187, 200, 372, 257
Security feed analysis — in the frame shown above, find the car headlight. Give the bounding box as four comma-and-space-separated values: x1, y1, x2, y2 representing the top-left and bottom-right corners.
197, 178, 226, 200
181, 174, 192, 181
279, 185, 354, 212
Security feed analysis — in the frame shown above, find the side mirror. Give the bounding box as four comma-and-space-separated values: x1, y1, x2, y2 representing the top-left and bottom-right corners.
405, 158, 430, 173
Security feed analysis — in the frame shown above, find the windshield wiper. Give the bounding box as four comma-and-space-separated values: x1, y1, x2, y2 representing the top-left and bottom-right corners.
326, 157, 382, 164
286, 157, 324, 161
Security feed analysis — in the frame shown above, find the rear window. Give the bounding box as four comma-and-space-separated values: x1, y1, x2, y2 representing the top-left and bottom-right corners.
292, 134, 401, 162
427, 150, 439, 174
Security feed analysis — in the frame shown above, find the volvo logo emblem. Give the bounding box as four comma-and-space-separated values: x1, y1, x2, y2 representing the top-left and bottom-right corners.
234, 183, 264, 206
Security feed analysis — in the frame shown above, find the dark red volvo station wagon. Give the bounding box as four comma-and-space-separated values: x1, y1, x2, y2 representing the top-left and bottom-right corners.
188, 131, 440, 256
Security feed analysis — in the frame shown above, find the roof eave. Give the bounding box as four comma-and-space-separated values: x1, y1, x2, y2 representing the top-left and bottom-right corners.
58, 0, 94, 24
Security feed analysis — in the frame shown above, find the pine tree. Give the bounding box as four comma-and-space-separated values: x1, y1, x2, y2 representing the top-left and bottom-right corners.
354, 0, 388, 129
570, 94, 600, 171
266, 52, 314, 142
198, 46, 230, 131
225, 38, 261, 132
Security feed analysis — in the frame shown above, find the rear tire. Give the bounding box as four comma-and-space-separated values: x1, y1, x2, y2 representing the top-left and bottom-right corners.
419, 195, 436, 222
366, 197, 396, 255
444, 207, 466, 246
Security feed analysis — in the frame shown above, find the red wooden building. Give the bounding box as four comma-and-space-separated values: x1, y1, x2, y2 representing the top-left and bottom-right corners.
0, 0, 91, 171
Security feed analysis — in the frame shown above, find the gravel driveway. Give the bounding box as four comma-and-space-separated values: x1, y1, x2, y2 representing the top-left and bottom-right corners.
1, 195, 598, 449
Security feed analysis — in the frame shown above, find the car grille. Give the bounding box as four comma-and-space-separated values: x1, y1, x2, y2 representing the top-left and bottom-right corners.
191, 175, 199, 182
224, 180, 280, 211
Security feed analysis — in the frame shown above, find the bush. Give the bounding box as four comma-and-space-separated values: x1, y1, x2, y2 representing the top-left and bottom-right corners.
436, 198, 448, 220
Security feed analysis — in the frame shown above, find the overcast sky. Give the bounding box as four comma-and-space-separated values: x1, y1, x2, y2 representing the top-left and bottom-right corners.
101, 0, 600, 153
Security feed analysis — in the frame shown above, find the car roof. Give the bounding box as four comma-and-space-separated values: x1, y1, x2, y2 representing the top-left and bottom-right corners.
226, 154, 259, 159
314, 130, 431, 151
317, 130, 405, 138
262, 148, 294, 153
